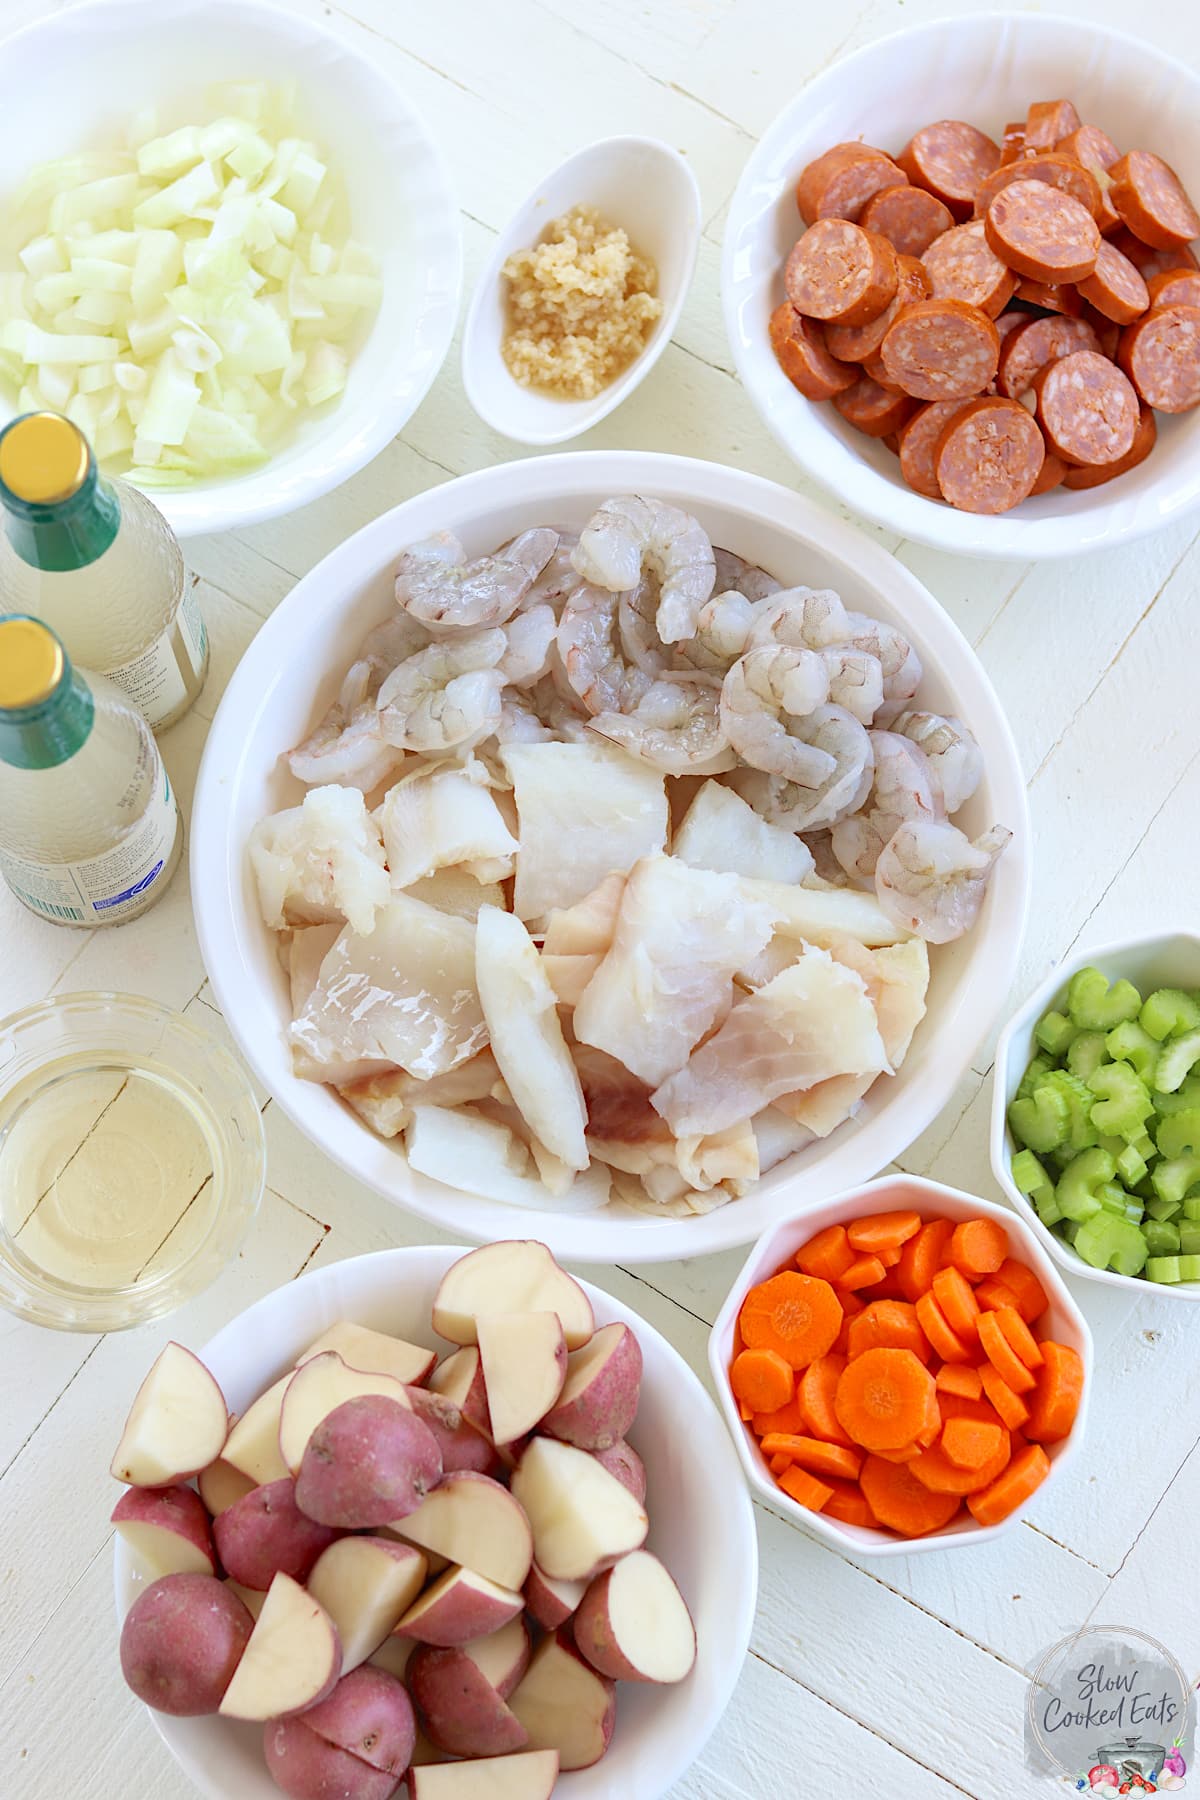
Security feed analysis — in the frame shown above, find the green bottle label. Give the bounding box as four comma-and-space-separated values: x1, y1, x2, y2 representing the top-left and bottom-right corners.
0, 666, 94, 770
2, 466, 121, 573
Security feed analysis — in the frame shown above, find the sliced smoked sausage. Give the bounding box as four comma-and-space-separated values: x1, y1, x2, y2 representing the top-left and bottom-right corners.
999, 122, 1027, 166
984, 179, 1100, 283
897, 399, 972, 497
898, 121, 1000, 220
796, 143, 908, 225
833, 372, 917, 436
1147, 268, 1200, 310
879, 296, 1000, 400
769, 304, 857, 400
1030, 450, 1069, 494
1024, 98, 1081, 152
921, 220, 1017, 317
826, 254, 930, 362
1033, 350, 1140, 463
1109, 229, 1198, 282
996, 314, 1100, 399
1117, 304, 1200, 411
973, 152, 1102, 221
859, 185, 955, 258
785, 220, 900, 324
933, 396, 1046, 513
1057, 125, 1121, 232
1062, 403, 1157, 485
1075, 240, 1150, 324
1108, 150, 1200, 251
1013, 278, 1084, 316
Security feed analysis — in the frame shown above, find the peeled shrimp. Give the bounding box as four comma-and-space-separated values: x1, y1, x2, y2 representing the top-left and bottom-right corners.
590, 675, 735, 776
287, 696, 406, 792
820, 648, 885, 724
396, 527, 557, 630
516, 528, 581, 613
617, 576, 668, 675
874, 817, 1012, 944
830, 730, 938, 881
843, 615, 923, 724
712, 546, 783, 605
730, 704, 875, 833
891, 710, 983, 814
747, 586, 854, 652
500, 604, 558, 688
377, 629, 507, 753
678, 589, 757, 674
719, 647, 833, 782
556, 583, 656, 717
571, 495, 716, 644
356, 613, 432, 684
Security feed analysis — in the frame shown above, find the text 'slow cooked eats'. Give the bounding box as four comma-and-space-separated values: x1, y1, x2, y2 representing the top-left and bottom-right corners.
770, 97, 1200, 513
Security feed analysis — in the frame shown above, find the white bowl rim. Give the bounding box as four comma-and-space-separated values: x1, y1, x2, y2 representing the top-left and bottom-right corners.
990, 928, 1200, 1300
720, 7, 1200, 560
112, 1242, 760, 1800
708, 1171, 1095, 1556
460, 134, 701, 446
191, 447, 1031, 1263
0, 0, 464, 538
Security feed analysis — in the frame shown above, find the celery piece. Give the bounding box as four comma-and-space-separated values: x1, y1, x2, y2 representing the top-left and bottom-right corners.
1086, 1062, 1155, 1139
1150, 1155, 1200, 1207
1179, 1255, 1200, 1282
1155, 1029, 1200, 1094
1008, 1086, 1069, 1154
1152, 1072, 1200, 1115
1035, 1009, 1078, 1057
1140, 988, 1200, 1042
1073, 1211, 1148, 1276
1145, 1196, 1182, 1222
1183, 1196, 1200, 1221
1067, 1032, 1108, 1082
1058, 1220, 1080, 1246
1115, 1142, 1149, 1188
1143, 1218, 1181, 1257
1155, 1108, 1200, 1160
1105, 1020, 1160, 1084
1017, 1053, 1055, 1101
1012, 1149, 1060, 1224
1146, 1255, 1182, 1284
1067, 967, 1143, 1031
1180, 1222, 1200, 1256
1055, 1147, 1116, 1222
1096, 1183, 1144, 1224
1041, 1068, 1100, 1151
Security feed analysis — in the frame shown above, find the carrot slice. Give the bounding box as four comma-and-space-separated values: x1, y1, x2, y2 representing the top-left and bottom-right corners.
994, 1305, 1045, 1371
799, 1353, 854, 1447
834, 1347, 936, 1451
752, 1395, 806, 1437
738, 1399, 754, 1422
897, 1219, 955, 1301
795, 1224, 856, 1282
739, 1272, 843, 1369
978, 1363, 1031, 1430
770, 1453, 791, 1475
823, 1479, 877, 1528
1024, 1342, 1084, 1443
939, 1391, 1004, 1429
967, 1443, 1051, 1527
877, 1244, 905, 1269
950, 1217, 1009, 1281
942, 1416, 1005, 1471
932, 1265, 982, 1345
778, 1465, 834, 1512
860, 1454, 963, 1537
995, 1258, 1049, 1326
936, 1364, 983, 1401
731, 1346, 796, 1413
839, 1254, 888, 1291
909, 1428, 1012, 1495
846, 1299, 931, 1364
847, 1210, 923, 1256
915, 1291, 971, 1363
761, 1434, 863, 1481
974, 1277, 1021, 1313
871, 1440, 922, 1463
978, 1310, 1037, 1394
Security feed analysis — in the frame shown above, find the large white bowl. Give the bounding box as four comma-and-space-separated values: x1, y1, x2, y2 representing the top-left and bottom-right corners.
723, 10, 1200, 559
991, 930, 1200, 1301
0, 0, 462, 537
191, 450, 1031, 1262
112, 1244, 758, 1800
709, 1174, 1094, 1556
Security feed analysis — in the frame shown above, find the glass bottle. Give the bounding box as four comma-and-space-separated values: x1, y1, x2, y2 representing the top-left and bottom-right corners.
0, 412, 208, 731
0, 616, 181, 927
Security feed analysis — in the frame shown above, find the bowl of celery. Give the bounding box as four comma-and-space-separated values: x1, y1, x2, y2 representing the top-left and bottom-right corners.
992, 932, 1200, 1300
0, 0, 462, 534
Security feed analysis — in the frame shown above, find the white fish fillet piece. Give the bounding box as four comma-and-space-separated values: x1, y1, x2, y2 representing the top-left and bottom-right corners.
651, 946, 887, 1137
737, 875, 914, 948
673, 780, 815, 883
502, 741, 668, 922
402, 868, 505, 921
336, 1051, 502, 1138
574, 855, 779, 1087
250, 784, 390, 936
541, 871, 627, 957
405, 1105, 611, 1212
378, 766, 518, 890
674, 1118, 760, 1192
751, 1108, 817, 1173
288, 922, 342, 1015
290, 893, 487, 1079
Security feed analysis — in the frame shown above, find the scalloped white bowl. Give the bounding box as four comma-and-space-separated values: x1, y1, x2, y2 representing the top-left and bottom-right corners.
112, 1245, 758, 1800
0, 0, 462, 536
722, 10, 1200, 559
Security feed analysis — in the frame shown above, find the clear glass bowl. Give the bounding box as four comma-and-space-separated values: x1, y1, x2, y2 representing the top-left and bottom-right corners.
0, 992, 265, 1330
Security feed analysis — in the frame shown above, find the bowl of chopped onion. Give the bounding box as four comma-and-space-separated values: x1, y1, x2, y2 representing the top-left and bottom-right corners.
191, 449, 1030, 1262
0, 0, 461, 534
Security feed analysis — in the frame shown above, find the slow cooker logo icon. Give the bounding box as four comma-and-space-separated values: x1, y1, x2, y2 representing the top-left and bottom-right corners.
1025, 1625, 1195, 1792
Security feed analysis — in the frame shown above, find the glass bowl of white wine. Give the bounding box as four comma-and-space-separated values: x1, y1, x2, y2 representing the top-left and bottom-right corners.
0, 992, 265, 1330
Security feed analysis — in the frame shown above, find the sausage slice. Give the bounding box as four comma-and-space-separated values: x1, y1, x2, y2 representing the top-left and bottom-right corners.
1117, 304, 1200, 412
933, 397, 1046, 513
898, 121, 1000, 219
1034, 350, 1140, 463
1075, 240, 1150, 325
996, 314, 1101, 399
879, 296, 1000, 400
785, 220, 900, 324
921, 220, 1017, 317
1108, 150, 1200, 251
769, 304, 857, 400
985, 178, 1101, 283
796, 143, 909, 225
859, 185, 955, 258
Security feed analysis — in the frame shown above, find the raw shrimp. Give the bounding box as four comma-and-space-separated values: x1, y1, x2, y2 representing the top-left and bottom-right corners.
830, 730, 938, 881
712, 546, 783, 605
719, 646, 833, 781
747, 586, 854, 651
396, 526, 557, 630
287, 700, 407, 792
820, 648, 885, 724
493, 690, 554, 744
590, 675, 735, 776
516, 528, 581, 612
730, 704, 875, 833
376, 629, 507, 752
617, 575, 669, 675
571, 494, 716, 644
874, 818, 1012, 944
556, 582, 656, 716
678, 589, 756, 674
843, 614, 923, 724
890, 710, 983, 813
500, 604, 557, 687
356, 613, 432, 685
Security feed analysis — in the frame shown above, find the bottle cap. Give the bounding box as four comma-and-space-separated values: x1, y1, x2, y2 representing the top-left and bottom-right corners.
0, 412, 91, 506
0, 617, 65, 709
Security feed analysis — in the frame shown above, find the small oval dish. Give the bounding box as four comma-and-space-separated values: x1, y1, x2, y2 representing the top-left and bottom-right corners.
462, 135, 700, 445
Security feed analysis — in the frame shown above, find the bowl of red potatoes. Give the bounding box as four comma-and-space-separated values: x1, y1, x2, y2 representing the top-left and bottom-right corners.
110, 1241, 757, 1800
709, 1174, 1094, 1556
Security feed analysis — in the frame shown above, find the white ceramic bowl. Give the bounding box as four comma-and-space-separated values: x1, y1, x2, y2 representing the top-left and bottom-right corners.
709, 1174, 1094, 1556
461, 137, 700, 445
191, 449, 1031, 1263
112, 1244, 758, 1800
0, 0, 461, 537
991, 930, 1200, 1301
722, 10, 1200, 559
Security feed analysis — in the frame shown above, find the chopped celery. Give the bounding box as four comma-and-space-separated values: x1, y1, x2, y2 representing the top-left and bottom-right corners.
1156, 1029, 1200, 1094
1150, 1155, 1200, 1207
1095, 1184, 1143, 1224
1067, 1032, 1108, 1081
1017, 1053, 1054, 1101
1067, 967, 1142, 1031
1073, 1211, 1148, 1276
1055, 1147, 1116, 1222
1140, 988, 1200, 1042
1147, 1255, 1182, 1284
1011, 1149, 1060, 1224
1181, 1255, 1200, 1281
1152, 1072, 1200, 1115
1143, 1218, 1181, 1256
1155, 1108, 1200, 1159
1087, 1061, 1154, 1139
1008, 1086, 1069, 1154
1034, 1009, 1077, 1056
1059, 1220, 1080, 1245
1180, 1223, 1200, 1255
1184, 1196, 1200, 1220
1105, 1020, 1160, 1083
1115, 1142, 1149, 1187
1041, 1068, 1100, 1151
1145, 1196, 1182, 1221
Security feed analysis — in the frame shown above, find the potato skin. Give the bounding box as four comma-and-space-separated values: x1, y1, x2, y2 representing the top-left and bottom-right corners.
406, 1387, 497, 1475
120, 1573, 253, 1715
213, 1477, 338, 1589
295, 1396, 444, 1528
263, 1717, 398, 1800
111, 1482, 216, 1574
591, 1439, 647, 1504
408, 1645, 530, 1758
541, 1324, 643, 1451
573, 1555, 696, 1685
299, 1666, 416, 1774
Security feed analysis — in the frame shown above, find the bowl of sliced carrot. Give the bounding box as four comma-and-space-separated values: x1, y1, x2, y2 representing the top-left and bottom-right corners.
708, 1173, 1093, 1555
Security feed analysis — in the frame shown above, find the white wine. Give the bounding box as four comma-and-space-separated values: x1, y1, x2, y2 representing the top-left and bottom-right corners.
0, 616, 181, 926
0, 411, 207, 730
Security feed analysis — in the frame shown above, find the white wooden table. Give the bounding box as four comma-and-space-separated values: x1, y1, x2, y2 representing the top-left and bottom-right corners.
3, 0, 1199, 1794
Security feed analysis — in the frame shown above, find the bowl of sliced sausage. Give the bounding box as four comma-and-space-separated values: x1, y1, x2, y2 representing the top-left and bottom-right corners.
723, 12, 1200, 556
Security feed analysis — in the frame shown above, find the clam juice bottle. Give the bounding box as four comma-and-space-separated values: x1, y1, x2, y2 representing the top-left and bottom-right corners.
0, 411, 207, 731
0, 617, 181, 927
